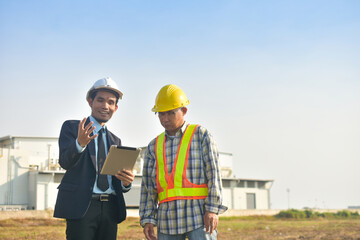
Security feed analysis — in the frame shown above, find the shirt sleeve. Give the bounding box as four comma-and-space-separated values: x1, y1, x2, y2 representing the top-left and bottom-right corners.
200, 128, 228, 214
121, 182, 132, 192
75, 138, 86, 153
139, 141, 159, 227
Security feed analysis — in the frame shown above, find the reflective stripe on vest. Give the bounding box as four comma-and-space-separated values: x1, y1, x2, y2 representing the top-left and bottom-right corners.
156, 124, 208, 204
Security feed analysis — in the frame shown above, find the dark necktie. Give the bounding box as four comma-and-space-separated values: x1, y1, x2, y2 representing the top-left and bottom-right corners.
97, 128, 109, 191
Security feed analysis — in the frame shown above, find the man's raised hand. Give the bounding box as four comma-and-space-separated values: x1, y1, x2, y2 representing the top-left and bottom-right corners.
77, 118, 97, 147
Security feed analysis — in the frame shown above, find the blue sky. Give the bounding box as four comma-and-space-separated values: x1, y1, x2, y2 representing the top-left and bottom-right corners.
1, 0, 359, 209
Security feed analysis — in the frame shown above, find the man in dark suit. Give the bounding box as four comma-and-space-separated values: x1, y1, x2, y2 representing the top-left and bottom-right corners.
54, 77, 135, 240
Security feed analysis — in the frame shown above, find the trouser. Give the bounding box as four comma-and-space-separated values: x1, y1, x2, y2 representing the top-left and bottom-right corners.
158, 227, 217, 240
66, 195, 118, 240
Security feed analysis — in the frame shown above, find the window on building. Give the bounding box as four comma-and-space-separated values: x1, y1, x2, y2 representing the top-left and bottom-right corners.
258, 181, 266, 189
236, 181, 245, 188
222, 180, 231, 188
247, 181, 255, 188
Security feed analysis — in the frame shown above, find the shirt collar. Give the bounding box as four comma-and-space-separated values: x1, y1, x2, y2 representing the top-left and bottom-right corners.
165, 122, 188, 139
89, 116, 106, 134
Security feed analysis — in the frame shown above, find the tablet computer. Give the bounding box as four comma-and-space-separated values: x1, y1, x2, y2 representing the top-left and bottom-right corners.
100, 145, 141, 175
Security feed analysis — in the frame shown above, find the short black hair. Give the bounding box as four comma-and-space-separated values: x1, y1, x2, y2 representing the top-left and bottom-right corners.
89, 89, 120, 104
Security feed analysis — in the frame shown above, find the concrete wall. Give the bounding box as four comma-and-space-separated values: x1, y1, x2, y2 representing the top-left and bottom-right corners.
0, 148, 30, 205
28, 172, 62, 210
13, 138, 59, 171
223, 187, 271, 210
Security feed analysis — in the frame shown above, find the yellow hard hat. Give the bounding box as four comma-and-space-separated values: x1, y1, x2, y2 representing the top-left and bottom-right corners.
152, 84, 190, 112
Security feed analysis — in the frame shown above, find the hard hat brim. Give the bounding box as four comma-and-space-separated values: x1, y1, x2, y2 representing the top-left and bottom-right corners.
151, 101, 189, 112
86, 86, 123, 100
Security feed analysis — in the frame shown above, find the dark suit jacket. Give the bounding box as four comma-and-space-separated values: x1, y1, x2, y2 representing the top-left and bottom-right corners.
53, 118, 128, 223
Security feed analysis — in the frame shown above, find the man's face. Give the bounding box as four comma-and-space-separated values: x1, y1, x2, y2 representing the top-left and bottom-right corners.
88, 90, 118, 125
158, 107, 187, 136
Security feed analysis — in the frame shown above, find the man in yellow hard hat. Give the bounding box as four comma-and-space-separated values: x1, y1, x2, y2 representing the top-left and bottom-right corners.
139, 84, 227, 240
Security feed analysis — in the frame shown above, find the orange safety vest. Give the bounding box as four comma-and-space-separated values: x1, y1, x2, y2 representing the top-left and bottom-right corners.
156, 124, 208, 204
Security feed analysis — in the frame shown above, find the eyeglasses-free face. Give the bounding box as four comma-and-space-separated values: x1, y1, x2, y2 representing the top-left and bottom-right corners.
157, 107, 187, 136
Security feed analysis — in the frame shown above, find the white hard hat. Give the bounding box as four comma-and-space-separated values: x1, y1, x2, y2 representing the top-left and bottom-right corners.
86, 77, 123, 100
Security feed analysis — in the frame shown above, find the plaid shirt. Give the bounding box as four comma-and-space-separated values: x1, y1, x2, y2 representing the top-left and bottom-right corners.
139, 123, 227, 235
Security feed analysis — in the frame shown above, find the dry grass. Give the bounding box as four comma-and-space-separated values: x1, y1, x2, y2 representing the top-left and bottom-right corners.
218, 216, 360, 239
0, 216, 359, 240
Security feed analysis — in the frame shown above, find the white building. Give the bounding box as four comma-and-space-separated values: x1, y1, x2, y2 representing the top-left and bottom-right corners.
0, 136, 60, 210
0, 135, 273, 211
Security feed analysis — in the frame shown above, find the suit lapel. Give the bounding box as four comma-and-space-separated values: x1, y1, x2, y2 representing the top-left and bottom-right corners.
106, 128, 117, 150
85, 117, 97, 169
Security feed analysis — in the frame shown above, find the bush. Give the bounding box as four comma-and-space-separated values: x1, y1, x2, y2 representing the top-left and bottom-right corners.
275, 209, 360, 219
334, 210, 360, 218
275, 209, 306, 219
304, 210, 314, 218
335, 210, 354, 218
317, 212, 334, 219
351, 211, 359, 217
